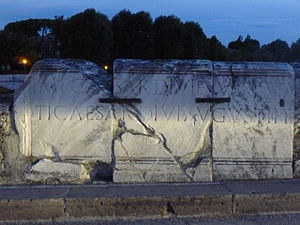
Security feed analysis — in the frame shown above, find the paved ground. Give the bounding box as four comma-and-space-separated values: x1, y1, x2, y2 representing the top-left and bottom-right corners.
1, 179, 300, 200
1, 214, 300, 225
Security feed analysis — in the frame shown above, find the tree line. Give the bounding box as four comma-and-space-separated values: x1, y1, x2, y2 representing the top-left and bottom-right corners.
1, 8, 300, 72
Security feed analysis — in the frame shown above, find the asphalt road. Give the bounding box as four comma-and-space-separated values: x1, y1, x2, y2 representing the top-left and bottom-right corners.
1, 214, 300, 225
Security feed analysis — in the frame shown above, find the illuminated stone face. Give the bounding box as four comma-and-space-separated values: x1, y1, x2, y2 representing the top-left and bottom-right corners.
12, 59, 297, 183
113, 60, 295, 182
212, 62, 294, 180
113, 60, 214, 182
14, 59, 112, 163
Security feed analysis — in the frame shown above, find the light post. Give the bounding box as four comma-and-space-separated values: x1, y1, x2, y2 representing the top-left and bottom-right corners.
20, 58, 28, 73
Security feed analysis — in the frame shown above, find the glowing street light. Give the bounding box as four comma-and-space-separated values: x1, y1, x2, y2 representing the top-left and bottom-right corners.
20, 58, 29, 72
22, 59, 28, 65
104, 65, 109, 71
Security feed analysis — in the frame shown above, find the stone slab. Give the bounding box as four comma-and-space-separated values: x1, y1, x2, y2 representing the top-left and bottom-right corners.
14, 59, 112, 164
113, 59, 213, 183
212, 62, 294, 180
25, 159, 86, 183
113, 60, 294, 182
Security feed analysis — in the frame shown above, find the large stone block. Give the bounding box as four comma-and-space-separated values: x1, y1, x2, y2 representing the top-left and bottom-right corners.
112, 60, 295, 182
7, 59, 296, 183
212, 62, 294, 180
14, 59, 112, 170
113, 60, 214, 182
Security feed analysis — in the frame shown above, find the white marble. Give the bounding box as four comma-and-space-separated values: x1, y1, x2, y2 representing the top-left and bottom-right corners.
212, 62, 294, 179
14, 59, 112, 164
25, 159, 89, 182
113, 60, 213, 182
112, 60, 295, 182
10, 59, 297, 183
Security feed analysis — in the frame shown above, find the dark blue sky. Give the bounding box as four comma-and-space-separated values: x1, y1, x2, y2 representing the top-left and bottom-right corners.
1, 0, 299, 46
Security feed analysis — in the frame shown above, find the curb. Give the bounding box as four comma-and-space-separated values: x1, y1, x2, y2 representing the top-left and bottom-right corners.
0, 179, 300, 220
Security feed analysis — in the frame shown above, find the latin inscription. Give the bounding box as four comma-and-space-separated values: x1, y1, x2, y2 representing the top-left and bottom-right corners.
33, 105, 110, 121
115, 76, 211, 96
32, 104, 290, 124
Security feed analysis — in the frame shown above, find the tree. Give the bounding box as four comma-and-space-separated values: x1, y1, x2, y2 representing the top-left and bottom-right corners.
182, 21, 207, 59
153, 15, 184, 59
228, 35, 260, 61
206, 36, 228, 60
228, 35, 244, 51
4, 19, 52, 37
291, 38, 300, 62
0, 31, 37, 70
259, 39, 291, 62
243, 35, 260, 53
59, 9, 112, 65
112, 10, 153, 59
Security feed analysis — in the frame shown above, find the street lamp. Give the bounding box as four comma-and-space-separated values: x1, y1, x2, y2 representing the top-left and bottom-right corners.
22, 59, 28, 65
20, 58, 29, 73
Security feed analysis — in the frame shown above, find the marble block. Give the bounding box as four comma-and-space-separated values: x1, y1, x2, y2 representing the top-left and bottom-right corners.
113, 60, 214, 182
25, 159, 86, 183
14, 59, 112, 164
112, 60, 295, 183
212, 62, 294, 180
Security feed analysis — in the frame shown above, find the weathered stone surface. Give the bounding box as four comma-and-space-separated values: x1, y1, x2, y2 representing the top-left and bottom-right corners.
113, 60, 294, 182
113, 59, 213, 182
1, 59, 296, 184
0, 96, 30, 183
0, 104, 10, 175
25, 158, 113, 183
212, 62, 294, 180
25, 159, 87, 183
14, 59, 112, 166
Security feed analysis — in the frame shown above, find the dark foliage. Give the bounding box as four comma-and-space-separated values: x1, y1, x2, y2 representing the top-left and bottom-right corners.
1, 8, 300, 72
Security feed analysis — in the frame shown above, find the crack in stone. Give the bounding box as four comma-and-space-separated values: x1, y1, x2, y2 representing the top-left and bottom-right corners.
182, 117, 213, 169
124, 106, 194, 181
111, 105, 150, 181
111, 103, 215, 182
